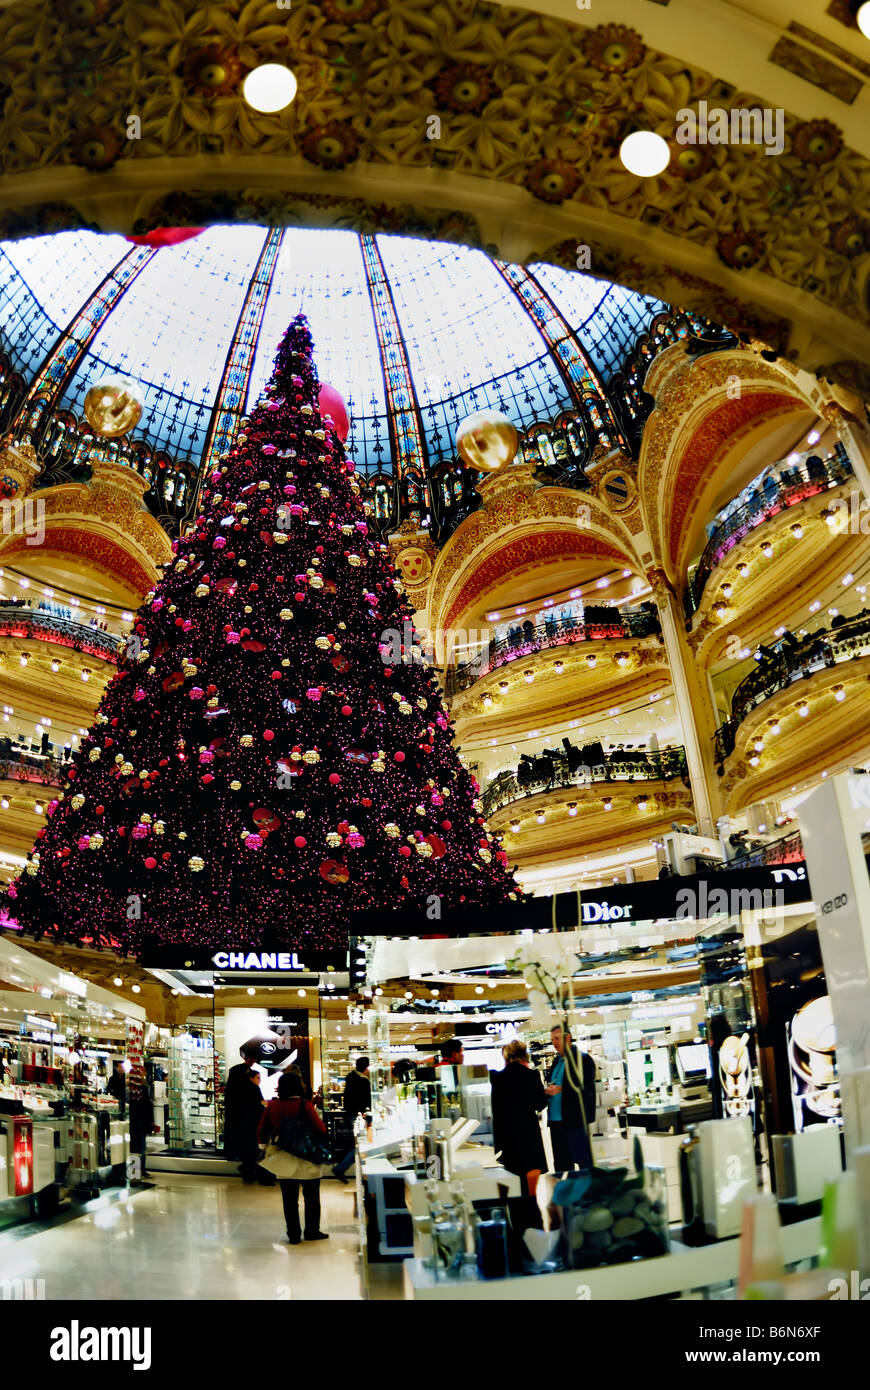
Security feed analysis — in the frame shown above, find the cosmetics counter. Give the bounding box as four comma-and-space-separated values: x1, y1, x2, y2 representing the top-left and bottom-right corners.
0, 935, 145, 1225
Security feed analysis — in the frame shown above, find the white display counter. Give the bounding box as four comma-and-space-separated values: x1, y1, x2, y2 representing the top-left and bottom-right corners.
403, 1215, 821, 1300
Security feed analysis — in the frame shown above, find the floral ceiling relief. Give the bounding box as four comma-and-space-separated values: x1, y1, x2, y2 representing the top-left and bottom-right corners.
0, 1, 869, 363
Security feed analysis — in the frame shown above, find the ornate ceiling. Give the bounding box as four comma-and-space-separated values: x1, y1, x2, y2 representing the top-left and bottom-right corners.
0, 1, 869, 388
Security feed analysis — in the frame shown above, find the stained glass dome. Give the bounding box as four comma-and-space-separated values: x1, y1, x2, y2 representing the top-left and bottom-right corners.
0, 226, 696, 539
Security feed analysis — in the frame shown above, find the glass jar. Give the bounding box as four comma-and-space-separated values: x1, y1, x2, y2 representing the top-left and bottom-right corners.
430, 1201, 467, 1279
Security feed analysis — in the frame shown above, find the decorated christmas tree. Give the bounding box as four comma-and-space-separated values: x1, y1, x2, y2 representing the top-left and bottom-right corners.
3, 316, 519, 956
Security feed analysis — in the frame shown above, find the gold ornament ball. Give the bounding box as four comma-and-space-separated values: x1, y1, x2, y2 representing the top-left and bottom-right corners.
84, 378, 144, 438
456, 410, 519, 473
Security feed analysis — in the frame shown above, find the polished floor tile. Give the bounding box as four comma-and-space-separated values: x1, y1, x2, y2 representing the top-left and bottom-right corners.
0, 1175, 403, 1301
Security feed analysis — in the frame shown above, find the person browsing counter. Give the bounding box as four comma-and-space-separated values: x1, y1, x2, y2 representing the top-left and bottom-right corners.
545, 1024, 596, 1173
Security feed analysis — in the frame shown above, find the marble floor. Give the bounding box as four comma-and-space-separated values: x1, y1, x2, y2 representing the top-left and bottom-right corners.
0, 1175, 404, 1301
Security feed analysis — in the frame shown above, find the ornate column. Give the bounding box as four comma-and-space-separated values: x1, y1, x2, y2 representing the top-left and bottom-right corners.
647, 567, 721, 836
821, 400, 870, 502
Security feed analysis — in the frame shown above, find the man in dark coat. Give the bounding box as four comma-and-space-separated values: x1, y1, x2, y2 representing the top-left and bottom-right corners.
545, 1025, 596, 1173
224, 1047, 267, 1182
332, 1056, 371, 1182
490, 1040, 547, 1194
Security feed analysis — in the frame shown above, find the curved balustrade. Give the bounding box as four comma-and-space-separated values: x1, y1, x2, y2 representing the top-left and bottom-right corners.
714, 612, 870, 764
687, 447, 853, 614
0, 750, 66, 789
0, 604, 123, 662
446, 609, 661, 697
481, 745, 689, 819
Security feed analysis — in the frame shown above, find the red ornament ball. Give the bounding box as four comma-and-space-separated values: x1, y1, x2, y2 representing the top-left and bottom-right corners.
318, 383, 349, 441
271, 671, 282, 681
394, 751, 406, 762
399, 845, 411, 857
294, 835, 307, 848
144, 856, 157, 869
341, 705, 352, 716
328, 773, 341, 785
263, 730, 275, 741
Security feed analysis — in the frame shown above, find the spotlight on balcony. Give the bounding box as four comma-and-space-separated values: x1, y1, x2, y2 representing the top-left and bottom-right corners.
797, 702, 809, 718
790, 523, 803, 539
586, 654, 597, 668
567, 803, 578, 817
554, 661, 564, 674
635, 796, 649, 812
523, 670, 535, 684
535, 811, 546, 824
614, 652, 630, 667
482, 694, 493, 708
498, 680, 509, 693
602, 797, 613, 811
736, 562, 749, 577
760, 541, 773, 558
81, 669, 91, 682
768, 721, 780, 735
510, 821, 520, 833
721, 582, 732, 599
50, 660, 60, 673
834, 686, 846, 702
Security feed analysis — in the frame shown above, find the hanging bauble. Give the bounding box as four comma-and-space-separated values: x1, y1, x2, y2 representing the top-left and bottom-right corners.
456, 409, 518, 473
320, 859, 350, 885
84, 377, 144, 438
318, 383, 350, 442
125, 227, 205, 248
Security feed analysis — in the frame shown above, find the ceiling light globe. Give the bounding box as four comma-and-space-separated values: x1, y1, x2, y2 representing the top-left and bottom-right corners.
242, 64, 298, 113
619, 130, 670, 177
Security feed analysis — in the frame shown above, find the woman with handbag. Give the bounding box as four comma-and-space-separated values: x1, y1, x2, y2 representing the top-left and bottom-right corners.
257, 1071, 331, 1244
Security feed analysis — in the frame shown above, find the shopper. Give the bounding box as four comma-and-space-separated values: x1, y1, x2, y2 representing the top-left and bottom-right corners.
434, 1038, 464, 1068
332, 1055, 371, 1182
258, 1070, 329, 1244
490, 1039, 548, 1196
545, 1025, 596, 1173
106, 1060, 127, 1117
224, 1046, 268, 1183
128, 1077, 153, 1180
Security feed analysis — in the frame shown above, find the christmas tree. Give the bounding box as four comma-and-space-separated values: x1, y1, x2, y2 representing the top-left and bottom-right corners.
3, 316, 519, 956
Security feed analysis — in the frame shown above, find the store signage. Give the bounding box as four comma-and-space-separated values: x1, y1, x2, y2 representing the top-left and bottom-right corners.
211, 951, 304, 971
580, 900, 634, 923
57, 971, 87, 999
25, 1015, 56, 1032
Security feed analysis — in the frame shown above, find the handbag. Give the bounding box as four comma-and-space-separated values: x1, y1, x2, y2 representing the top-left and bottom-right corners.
276, 1099, 333, 1166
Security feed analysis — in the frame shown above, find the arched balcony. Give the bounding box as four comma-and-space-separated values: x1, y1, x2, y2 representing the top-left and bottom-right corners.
687, 445, 853, 615
481, 744, 689, 819
446, 606, 660, 697
0, 603, 123, 664
714, 612, 870, 765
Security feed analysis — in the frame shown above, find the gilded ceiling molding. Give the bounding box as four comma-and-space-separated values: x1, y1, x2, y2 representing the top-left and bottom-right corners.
1, 2, 869, 372
0, 462, 172, 595
637, 349, 815, 582
427, 463, 638, 637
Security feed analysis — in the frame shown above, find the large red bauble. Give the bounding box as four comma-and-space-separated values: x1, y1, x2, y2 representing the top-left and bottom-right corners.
319, 859, 350, 886
125, 227, 205, 248
425, 834, 447, 859
318, 383, 349, 442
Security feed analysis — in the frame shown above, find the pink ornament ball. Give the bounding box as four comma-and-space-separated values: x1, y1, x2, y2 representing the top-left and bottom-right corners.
318, 383, 350, 442
213, 536, 226, 549
226, 631, 240, 644
245, 834, 263, 851
306, 687, 321, 701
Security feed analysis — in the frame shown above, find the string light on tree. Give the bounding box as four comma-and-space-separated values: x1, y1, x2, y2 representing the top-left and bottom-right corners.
4, 315, 519, 955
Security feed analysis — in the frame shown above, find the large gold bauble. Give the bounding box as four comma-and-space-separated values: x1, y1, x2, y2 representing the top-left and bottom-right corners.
83, 377, 144, 438
456, 409, 519, 473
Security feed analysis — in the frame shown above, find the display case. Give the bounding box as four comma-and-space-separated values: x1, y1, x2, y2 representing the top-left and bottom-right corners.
166, 1028, 220, 1150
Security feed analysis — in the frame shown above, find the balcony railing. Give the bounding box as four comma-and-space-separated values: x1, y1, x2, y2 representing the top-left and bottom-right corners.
687, 446, 853, 615
481, 745, 689, 819
446, 609, 661, 697
0, 748, 66, 789
714, 612, 870, 764
0, 605, 123, 662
